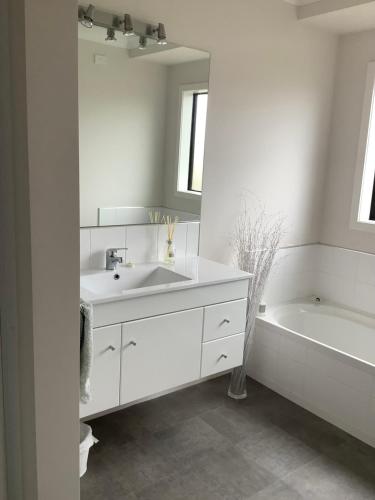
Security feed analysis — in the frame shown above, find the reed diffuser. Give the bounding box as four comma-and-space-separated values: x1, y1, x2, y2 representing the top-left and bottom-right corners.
164, 215, 179, 264
148, 210, 163, 224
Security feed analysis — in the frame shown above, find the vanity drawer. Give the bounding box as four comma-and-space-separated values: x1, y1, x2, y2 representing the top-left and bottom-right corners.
203, 299, 247, 341
201, 333, 245, 378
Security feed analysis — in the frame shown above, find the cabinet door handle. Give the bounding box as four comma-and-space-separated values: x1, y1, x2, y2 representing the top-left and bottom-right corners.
223, 318, 230, 324
107, 345, 116, 351
219, 354, 228, 360
129, 341, 137, 346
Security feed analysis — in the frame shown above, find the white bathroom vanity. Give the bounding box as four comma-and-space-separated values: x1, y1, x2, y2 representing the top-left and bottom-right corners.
80, 257, 250, 418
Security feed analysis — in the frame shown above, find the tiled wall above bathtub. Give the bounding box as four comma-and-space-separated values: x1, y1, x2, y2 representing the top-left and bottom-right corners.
80, 223, 200, 270
262, 244, 318, 306
315, 245, 375, 316
262, 243, 375, 316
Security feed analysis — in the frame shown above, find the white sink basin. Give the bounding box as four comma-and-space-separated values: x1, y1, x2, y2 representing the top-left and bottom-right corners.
81, 264, 191, 299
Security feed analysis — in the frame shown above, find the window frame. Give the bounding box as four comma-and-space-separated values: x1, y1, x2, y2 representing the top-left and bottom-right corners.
174, 82, 208, 201
370, 176, 375, 221
187, 91, 208, 193
350, 62, 375, 233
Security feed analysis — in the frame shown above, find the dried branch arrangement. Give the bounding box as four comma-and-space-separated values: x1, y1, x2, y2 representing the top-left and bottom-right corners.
228, 204, 284, 399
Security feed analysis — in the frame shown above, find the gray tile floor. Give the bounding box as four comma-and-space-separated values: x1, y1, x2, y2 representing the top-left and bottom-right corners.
81, 375, 375, 499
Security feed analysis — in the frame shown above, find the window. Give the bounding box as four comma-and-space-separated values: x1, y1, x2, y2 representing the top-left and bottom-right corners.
188, 92, 208, 192
176, 84, 208, 196
351, 62, 375, 231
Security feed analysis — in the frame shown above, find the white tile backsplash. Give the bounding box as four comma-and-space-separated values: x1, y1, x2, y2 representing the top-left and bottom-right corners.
80, 222, 200, 270
90, 226, 126, 269
126, 225, 158, 264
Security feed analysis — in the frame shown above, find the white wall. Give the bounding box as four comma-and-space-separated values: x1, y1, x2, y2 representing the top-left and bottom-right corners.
321, 29, 375, 253
200, 13, 337, 262
79, 39, 167, 226
163, 59, 210, 214
91, 0, 337, 264
1, 0, 80, 498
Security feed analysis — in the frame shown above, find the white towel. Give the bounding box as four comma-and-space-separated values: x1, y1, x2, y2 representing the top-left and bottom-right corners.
80, 300, 93, 404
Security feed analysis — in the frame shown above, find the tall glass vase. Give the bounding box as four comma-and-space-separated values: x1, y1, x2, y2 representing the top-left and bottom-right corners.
227, 203, 283, 400
228, 318, 256, 399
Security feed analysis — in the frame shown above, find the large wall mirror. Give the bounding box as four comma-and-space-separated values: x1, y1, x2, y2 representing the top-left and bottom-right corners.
79, 23, 210, 227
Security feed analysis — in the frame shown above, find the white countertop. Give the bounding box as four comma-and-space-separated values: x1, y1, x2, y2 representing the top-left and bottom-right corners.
80, 257, 251, 305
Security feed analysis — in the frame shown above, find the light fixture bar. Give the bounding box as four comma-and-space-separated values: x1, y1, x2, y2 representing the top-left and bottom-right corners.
77, 5, 167, 45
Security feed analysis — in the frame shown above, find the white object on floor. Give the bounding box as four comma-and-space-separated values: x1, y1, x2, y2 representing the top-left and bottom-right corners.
80, 423, 98, 478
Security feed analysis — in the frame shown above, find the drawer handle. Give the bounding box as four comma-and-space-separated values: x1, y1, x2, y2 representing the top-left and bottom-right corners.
129, 341, 137, 347
219, 354, 228, 360
223, 319, 230, 324
107, 345, 116, 351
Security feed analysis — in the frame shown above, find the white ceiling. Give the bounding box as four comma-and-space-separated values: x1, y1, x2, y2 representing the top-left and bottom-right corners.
299, 3, 375, 33
284, 0, 375, 34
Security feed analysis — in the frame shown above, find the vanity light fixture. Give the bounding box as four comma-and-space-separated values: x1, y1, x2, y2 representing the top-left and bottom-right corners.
138, 36, 147, 50
79, 4, 95, 28
78, 6, 167, 46
155, 22, 167, 45
105, 28, 117, 42
122, 14, 134, 36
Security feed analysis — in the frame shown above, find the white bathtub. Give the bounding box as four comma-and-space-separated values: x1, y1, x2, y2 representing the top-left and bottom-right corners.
249, 300, 375, 447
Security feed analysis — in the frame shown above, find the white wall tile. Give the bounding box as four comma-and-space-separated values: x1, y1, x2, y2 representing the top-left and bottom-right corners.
186, 223, 200, 257
318, 246, 359, 280
280, 333, 308, 364
354, 282, 375, 316
82, 222, 200, 270
157, 223, 187, 261
262, 245, 318, 305
307, 346, 373, 395
316, 272, 355, 308
357, 252, 375, 287
276, 357, 306, 399
80, 229, 91, 270
254, 322, 281, 350
90, 227, 126, 269
314, 246, 375, 314
248, 341, 278, 386
126, 225, 158, 264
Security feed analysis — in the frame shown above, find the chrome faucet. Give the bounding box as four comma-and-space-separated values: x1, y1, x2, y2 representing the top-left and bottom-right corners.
106, 248, 128, 271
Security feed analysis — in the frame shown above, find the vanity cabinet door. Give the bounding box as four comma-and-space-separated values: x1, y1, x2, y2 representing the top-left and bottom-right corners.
121, 309, 203, 404
80, 324, 121, 418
